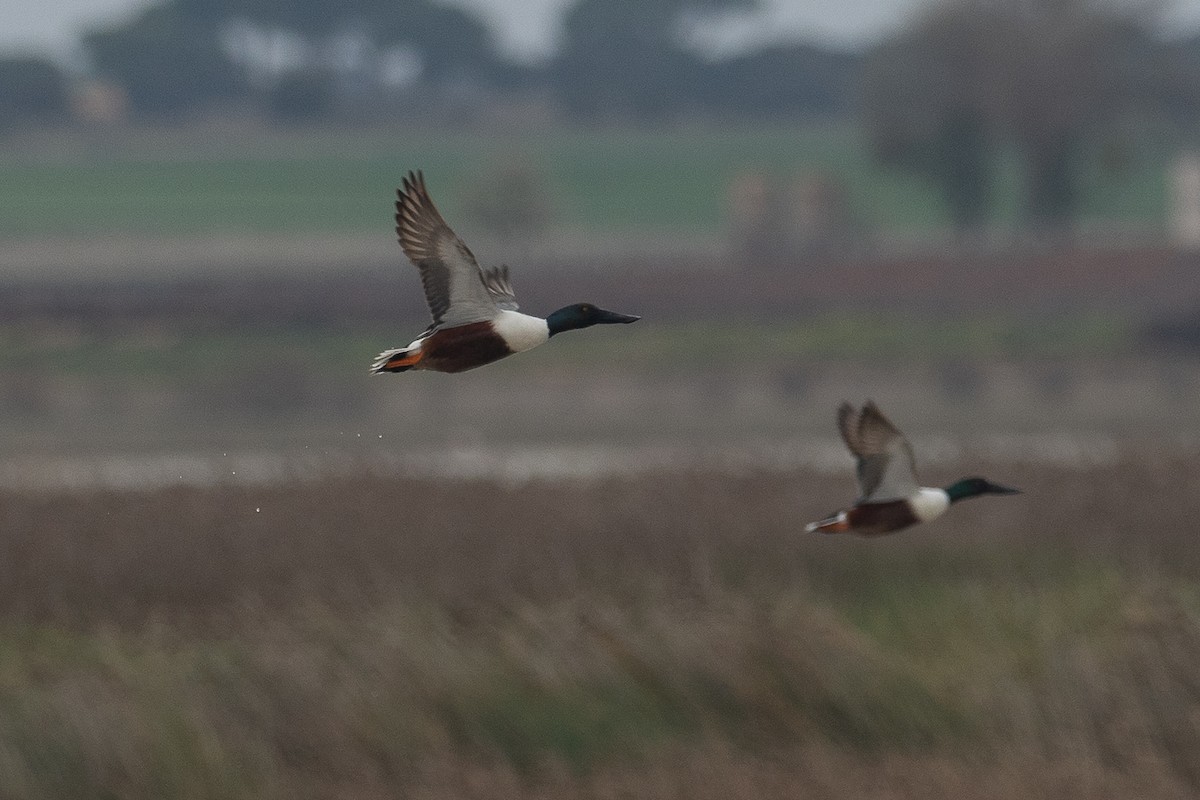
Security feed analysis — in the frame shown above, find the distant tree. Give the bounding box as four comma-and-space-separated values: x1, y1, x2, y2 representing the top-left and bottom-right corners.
553, 0, 759, 120
863, 0, 1166, 234
933, 108, 990, 232
84, 5, 248, 117
267, 69, 336, 122
0, 57, 70, 129
692, 43, 859, 119
1149, 33, 1200, 128
369, 2, 500, 86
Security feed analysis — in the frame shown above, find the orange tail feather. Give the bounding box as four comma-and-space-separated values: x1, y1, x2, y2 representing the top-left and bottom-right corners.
371, 348, 424, 373
805, 512, 850, 534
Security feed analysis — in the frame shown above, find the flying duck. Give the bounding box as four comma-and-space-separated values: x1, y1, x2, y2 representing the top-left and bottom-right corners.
371, 171, 639, 374
807, 401, 1019, 536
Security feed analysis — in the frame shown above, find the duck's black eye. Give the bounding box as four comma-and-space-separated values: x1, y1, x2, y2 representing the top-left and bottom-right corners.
580, 305, 593, 314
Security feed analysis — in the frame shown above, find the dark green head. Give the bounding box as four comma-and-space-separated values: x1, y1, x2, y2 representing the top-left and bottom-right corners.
944, 477, 1021, 504
546, 303, 640, 336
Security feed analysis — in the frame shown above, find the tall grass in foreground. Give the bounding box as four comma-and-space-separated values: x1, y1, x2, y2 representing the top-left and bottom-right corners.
0, 455, 1197, 797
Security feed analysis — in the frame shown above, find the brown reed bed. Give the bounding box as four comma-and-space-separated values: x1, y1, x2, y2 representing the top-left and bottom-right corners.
0, 454, 1197, 797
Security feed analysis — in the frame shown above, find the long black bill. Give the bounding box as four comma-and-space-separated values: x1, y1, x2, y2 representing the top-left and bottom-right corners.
595, 309, 641, 324
987, 482, 1021, 495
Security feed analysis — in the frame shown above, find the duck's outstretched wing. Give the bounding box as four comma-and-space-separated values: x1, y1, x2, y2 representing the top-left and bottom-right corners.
837, 400, 919, 502
481, 264, 519, 311
395, 171, 504, 326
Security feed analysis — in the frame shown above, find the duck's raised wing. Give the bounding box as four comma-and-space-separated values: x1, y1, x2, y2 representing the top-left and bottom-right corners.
395, 171, 504, 326
837, 400, 919, 502
481, 264, 519, 311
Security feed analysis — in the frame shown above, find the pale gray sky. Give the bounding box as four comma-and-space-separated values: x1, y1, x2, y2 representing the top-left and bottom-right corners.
6, 0, 1200, 65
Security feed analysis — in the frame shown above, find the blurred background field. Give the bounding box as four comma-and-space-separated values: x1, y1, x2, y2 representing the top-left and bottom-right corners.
4, 0, 1200, 795
0, 122, 1172, 239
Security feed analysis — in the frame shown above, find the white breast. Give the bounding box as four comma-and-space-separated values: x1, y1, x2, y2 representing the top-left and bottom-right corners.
910, 487, 950, 523
493, 310, 550, 353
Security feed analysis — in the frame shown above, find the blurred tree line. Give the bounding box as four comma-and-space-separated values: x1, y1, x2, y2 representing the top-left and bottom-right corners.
1, 0, 856, 124
3, 0, 1200, 233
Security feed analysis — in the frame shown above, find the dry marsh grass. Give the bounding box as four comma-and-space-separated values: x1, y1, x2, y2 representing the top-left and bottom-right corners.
0, 454, 1198, 797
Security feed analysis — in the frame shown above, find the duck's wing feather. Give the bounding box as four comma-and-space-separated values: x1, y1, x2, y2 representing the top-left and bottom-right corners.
837, 401, 919, 502
481, 264, 519, 311
395, 170, 503, 326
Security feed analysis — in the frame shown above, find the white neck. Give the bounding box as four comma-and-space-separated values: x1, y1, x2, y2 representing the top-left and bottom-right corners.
493, 309, 551, 353
910, 487, 951, 522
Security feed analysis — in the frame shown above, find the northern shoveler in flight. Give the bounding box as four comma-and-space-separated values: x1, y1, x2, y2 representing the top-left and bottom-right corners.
371, 171, 640, 374
806, 401, 1019, 536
